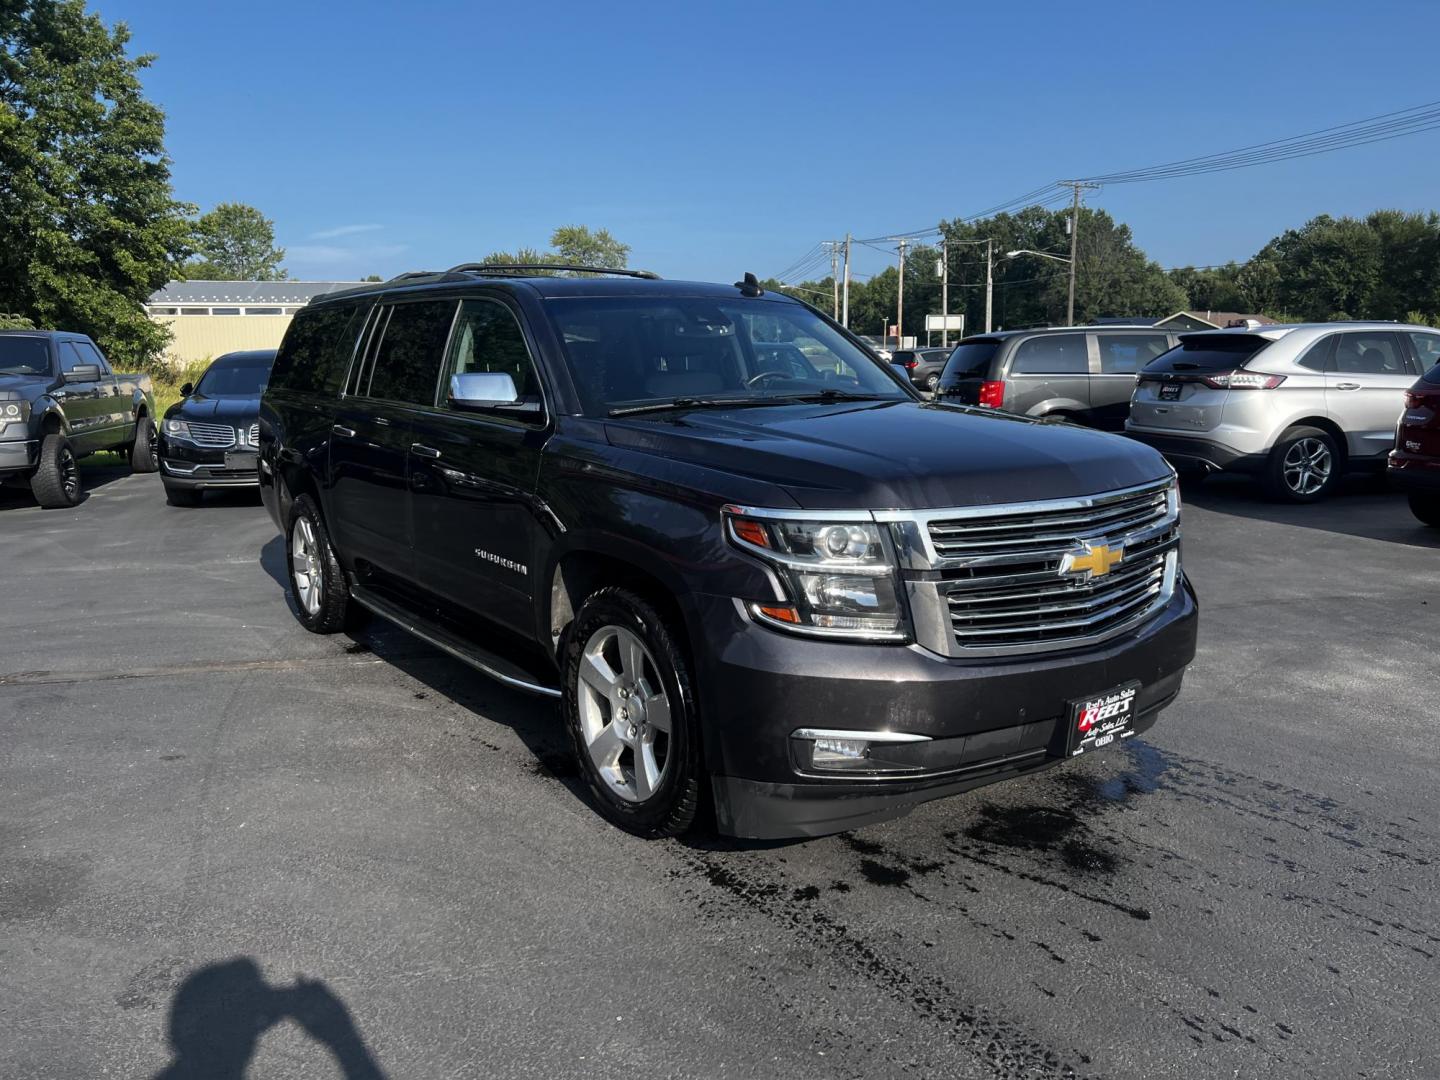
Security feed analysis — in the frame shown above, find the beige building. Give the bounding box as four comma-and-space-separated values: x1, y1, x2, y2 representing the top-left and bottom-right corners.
146, 280, 368, 367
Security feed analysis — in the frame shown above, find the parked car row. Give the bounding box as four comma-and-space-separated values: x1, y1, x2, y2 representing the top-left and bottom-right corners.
929, 321, 1440, 517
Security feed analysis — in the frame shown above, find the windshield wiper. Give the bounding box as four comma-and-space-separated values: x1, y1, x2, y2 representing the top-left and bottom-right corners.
782, 390, 899, 403
608, 397, 783, 418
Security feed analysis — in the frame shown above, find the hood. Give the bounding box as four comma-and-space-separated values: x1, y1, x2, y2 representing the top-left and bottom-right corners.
603, 400, 1170, 510
0, 372, 54, 398
167, 394, 261, 422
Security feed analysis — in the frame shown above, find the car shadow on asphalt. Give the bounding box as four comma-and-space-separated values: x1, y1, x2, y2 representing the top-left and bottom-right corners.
151, 957, 386, 1079
0, 461, 133, 511
1182, 472, 1440, 548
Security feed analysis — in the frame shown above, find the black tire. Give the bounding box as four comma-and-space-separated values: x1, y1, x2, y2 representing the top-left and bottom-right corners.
1409, 492, 1440, 528
31, 433, 82, 508
285, 494, 351, 634
925, 373, 940, 393
1263, 426, 1341, 503
562, 586, 701, 838
130, 414, 159, 473
164, 483, 201, 507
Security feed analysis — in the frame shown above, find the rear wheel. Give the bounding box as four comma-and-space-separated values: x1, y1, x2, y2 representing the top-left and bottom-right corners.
562, 587, 701, 838
925, 373, 940, 393
286, 494, 351, 633
1264, 427, 1340, 503
130, 415, 159, 473
1408, 492, 1440, 527
31, 434, 82, 508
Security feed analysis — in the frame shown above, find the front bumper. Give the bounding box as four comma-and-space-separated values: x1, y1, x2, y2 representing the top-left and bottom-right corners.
1124, 429, 1265, 473
0, 437, 39, 476
159, 438, 258, 489
695, 579, 1198, 839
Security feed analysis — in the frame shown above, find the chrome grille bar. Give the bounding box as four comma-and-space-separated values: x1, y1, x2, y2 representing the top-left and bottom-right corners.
186, 421, 236, 448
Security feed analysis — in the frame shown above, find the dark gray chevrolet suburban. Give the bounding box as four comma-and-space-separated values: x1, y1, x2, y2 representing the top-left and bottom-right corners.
258, 266, 1198, 839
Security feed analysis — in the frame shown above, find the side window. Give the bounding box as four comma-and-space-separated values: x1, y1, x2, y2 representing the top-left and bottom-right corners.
271, 303, 366, 395
75, 342, 111, 373
1331, 332, 1408, 376
1097, 334, 1171, 374
1009, 334, 1088, 375
1405, 332, 1440, 376
1296, 334, 1334, 372
364, 300, 457, 406
442, 298, 541, 405
59, 343, 89, 374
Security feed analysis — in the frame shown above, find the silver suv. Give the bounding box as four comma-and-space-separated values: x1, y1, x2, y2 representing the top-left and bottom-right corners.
937, 326, 1178, 430
1126, 322, 1440, 501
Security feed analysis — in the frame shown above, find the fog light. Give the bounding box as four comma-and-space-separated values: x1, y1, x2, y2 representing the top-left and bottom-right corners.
792, 727, 932, 775
813, 737, 868, 765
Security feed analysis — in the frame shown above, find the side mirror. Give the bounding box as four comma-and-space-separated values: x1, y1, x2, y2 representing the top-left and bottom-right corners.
64, 363, 101, 383
179, 382, 194, 397
449, 371, 531, 412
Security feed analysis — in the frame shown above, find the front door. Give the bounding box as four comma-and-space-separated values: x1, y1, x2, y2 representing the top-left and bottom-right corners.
1324, 331, 1421, 461
54, 341, 115, 453
409, 296, 549, 638
327, 299, 458, 582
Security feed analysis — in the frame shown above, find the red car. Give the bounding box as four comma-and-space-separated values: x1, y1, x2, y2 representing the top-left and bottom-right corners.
1389, 362, 1440, 526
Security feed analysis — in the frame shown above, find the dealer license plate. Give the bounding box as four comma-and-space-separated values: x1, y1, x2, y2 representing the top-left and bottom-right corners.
1066, 681, 1141, 757
1159, 382, 1182, 401
224, 451, 258, 471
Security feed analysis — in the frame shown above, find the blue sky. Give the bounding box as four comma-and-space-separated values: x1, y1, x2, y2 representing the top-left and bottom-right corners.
97, 0, 1440, 284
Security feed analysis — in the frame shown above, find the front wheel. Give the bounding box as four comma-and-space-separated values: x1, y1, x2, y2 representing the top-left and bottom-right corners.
286, 494, 351, 633
1264, 427, 1340, 503
925, 374, 940, 393
1409, 492, 1440, 527
562, 587, 702, 837
130, 415, 159, 473
31, 433, 82, 508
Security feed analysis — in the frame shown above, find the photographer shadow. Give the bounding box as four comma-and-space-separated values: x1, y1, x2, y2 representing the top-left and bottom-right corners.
154, 958, 385, 1079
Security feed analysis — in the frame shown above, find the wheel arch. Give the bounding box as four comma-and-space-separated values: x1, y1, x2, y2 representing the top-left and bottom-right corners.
1278, 415, 1348, 466
546, 542, 695, 667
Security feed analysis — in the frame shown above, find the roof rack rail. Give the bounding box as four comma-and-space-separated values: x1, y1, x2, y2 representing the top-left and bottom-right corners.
445, 263, 661, 280
384, 270, 442, 283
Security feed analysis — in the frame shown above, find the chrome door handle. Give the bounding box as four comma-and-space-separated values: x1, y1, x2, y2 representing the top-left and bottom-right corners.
1335, 382, 1362, 391
332, 424, 356, 437
411, 443, 442, 459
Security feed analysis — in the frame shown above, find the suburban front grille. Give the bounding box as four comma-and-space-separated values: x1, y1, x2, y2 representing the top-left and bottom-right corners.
187, 421, 236, 448
247, 423, 259, 445
917, 480, 1179, 655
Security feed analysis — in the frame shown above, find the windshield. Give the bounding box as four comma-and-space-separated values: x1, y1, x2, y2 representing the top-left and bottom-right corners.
545, 297, 911, 415
0, 337, 53, 376
196, 358, 271, 397
1143, 335, 1270, 374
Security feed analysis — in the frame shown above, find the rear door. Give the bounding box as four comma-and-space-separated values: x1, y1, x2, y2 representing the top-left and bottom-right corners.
1324, 331, 1417, 460
1003, 333, 1089, 417
409, 295, 550, 638
1091, 332, 1173, 430
74, 340, 130, 440
327, 298, 458, 581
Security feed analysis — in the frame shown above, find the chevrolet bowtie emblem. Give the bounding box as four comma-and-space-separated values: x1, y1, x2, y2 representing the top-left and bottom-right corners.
1061, 542, 1124, 580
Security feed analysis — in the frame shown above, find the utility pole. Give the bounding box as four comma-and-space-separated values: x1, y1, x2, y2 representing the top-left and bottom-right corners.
985, 238, 994, 334
939, 240, 949, 348
1061, 181, 1098, 326
841, 233, 851, 329
896, 238, 907, 350
829, 242, 839, 320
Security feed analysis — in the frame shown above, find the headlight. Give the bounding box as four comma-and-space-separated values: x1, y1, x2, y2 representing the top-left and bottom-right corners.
723, 507, 908, 641
163, 418, 191, 439
0, 400, 30, 433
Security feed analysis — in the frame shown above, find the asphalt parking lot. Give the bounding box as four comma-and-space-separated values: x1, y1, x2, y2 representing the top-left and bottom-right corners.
2, 467, 1438, 1079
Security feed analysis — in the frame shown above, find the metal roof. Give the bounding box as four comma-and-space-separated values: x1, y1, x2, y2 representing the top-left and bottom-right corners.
147, 280, 371, 305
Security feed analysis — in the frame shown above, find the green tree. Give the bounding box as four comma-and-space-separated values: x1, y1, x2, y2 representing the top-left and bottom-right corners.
550, 224, 629, 269
1255, 214, 1383, 321
185, 202, 286, 280
0, 0, 192, 370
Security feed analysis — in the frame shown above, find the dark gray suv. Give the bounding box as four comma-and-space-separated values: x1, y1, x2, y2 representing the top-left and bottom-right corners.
938, 326, 1178, 430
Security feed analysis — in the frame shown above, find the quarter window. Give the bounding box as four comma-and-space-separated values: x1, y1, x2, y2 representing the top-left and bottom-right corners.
1330, 332, 1408, 376
271, 303, 366, 395
1406, 332, 1440, 375
442, 299, 542, 407
1097, 334, 1170, 374
365, 300, 458, 406
1009, 334, 1088, 375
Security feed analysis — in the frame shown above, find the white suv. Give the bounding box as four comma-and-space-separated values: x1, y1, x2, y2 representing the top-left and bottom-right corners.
1126, 322, 1439, 502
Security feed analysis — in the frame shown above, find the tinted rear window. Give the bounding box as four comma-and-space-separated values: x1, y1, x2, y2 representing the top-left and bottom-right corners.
270, 303, 366, 395
1144, 334, 1270, 374
1424, 363, 1440, 386
939, 340, 1001, 384
1009, 333, 1088, 375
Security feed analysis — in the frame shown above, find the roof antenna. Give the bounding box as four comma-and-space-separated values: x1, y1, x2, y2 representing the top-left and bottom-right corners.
734, 271, 764, 297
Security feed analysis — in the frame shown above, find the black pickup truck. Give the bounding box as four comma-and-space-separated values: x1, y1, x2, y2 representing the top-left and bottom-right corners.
0, 330, 159, 507
259, 266, 1197, 840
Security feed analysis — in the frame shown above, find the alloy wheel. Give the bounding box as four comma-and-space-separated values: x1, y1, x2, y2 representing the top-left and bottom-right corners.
1282, 437, 1332, 496
145, 420, 159, 469
290, 516, 322, 616
60, 446, 79, 501
576, 624, 672, 803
